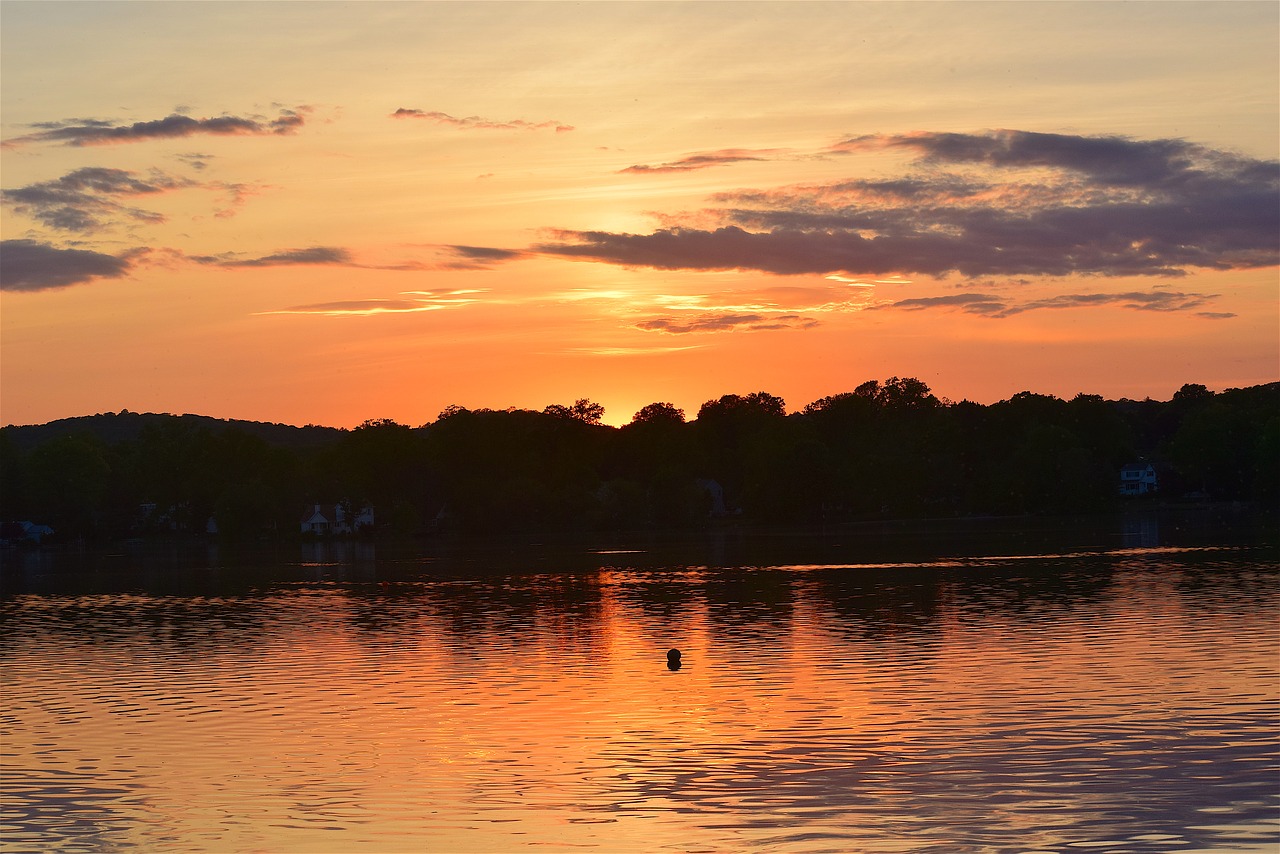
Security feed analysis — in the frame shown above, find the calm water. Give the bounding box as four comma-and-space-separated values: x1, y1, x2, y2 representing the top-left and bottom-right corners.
2, 517, 1278, 852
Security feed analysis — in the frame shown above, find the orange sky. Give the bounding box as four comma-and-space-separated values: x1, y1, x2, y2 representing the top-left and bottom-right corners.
2, 1, 1277, 427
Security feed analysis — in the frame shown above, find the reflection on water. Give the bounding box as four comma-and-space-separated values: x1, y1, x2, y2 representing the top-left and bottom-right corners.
2, 527, 1277, 852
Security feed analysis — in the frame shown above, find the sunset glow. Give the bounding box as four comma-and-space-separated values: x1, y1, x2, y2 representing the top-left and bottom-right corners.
2, 1, 1276, 428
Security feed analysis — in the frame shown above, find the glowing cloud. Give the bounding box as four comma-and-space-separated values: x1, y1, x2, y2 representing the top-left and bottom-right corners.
257, 289, 488, 317
656, 283, 874, 314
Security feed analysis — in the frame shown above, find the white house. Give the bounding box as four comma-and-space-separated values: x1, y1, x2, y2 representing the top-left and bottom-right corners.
1119, 463, 1158, 496
300, 503, 375, 535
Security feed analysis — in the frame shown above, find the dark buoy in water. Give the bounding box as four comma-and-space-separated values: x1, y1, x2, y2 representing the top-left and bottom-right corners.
667, 648, 682, 671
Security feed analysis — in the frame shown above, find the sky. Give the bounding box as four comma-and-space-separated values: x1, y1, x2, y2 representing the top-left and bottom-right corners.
2, 1, 1277, 428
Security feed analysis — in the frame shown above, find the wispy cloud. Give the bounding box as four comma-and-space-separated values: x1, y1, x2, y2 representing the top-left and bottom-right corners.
536, 130, 1279, 280
872, 293, 1011, 316
256, 299, 444, 317
392, 108, 573, 133
564, 344, 708, 356
635, 312, 819, 334
872, 288, 1227, 318
621, 148, 786, 174
0, 233, 516, 292
0, 239, 140, 292
189, 244, 524, 273
4, 107, 309, 147
656, 283, 874, 315
176, 152, 215, 171
191, 246, 352, 268
595, 279, 876, 335
256, 288, 488, 317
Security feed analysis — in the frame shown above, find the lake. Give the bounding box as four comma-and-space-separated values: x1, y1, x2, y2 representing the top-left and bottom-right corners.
2, 512, 1277, 852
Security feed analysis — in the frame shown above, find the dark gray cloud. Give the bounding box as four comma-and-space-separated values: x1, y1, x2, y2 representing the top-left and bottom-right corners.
621, 148, 782, 174
192, 244, 521, 273
447, 245, 524, 261
876, 293, 1010, 316
4, 108, 308, 147
537, 130, 1279, 279
191, 246, 351, 268
635, 312, 819, 334
873, 288, 1225, 318
1012, 290, 1217, 314
3, 167, 194, 232
392, 108, 573, 133
441, 245, 527, 269
870, 129, 1246, 188
0, 239, 136, 292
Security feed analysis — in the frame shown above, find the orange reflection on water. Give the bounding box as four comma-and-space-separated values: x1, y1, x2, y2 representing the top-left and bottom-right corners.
3, 551, 1277, 852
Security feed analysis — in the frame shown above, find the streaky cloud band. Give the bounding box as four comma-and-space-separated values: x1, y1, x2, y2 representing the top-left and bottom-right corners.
4, 107, 309, 147
393, 108, 573, 133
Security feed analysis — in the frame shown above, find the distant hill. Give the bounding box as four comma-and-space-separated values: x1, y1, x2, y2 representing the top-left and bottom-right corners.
1, 411, 346, 451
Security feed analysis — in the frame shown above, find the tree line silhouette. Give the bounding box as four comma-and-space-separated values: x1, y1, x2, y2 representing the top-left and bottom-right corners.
2, 378, 1276, 540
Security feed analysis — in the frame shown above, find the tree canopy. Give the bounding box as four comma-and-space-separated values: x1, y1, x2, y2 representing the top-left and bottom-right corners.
3, 380, 1275, 540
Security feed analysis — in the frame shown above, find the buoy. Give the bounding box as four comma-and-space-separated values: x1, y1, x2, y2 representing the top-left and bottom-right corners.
667, 648, 682, 670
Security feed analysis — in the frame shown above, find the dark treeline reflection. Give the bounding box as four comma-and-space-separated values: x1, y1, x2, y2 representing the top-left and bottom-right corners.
6, 535, 1275, 661
2, 379, 1277, 540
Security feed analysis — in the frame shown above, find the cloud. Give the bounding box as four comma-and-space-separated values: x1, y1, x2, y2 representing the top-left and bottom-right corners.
190, 244, 523, 273
0, 239, 137, 292
356, 244, 527, 272
440, 244, 527, 269
257, 288, 488, 317
191, 247, 352, 268
657, 283, 874, 314
3, 167, 196, 232
400, 288, 488, 305
565, 345, 707, 356
621, 148, 785, 174
872, 288, 1226, 318
392, 108, 573, 133
176, 152, 215, 171
1010, 290, 1218, 315
536, 130, 1279, 279
256, 299, 443, 316
4, 107, 309, 147
635, 312, 819, 334
872, 129, 1227, 188
873, 293, 1011, 316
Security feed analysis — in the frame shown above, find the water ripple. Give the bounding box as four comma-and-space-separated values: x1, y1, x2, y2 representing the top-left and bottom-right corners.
2, 545, 1276, 852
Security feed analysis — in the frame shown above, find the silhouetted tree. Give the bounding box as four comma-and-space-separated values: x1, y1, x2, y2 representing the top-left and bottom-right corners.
544, 399, 605, 424
630, 401, 685, 426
